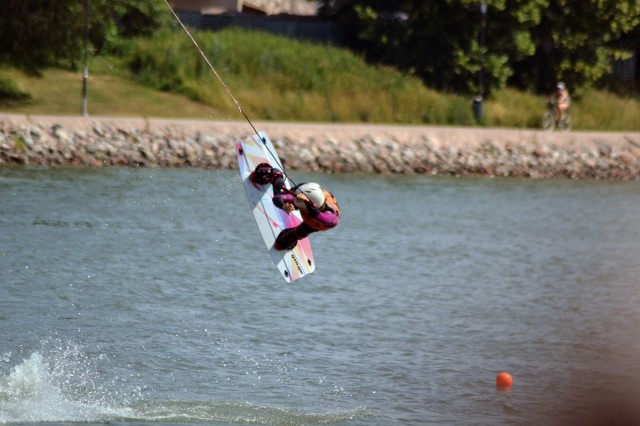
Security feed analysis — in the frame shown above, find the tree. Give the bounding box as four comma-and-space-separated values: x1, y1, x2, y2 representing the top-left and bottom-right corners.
319, 0, 525, 94
319, 0, 640, 94
0, 0, 171, 73
0, 1, 84, 72
510, 0, 640, 92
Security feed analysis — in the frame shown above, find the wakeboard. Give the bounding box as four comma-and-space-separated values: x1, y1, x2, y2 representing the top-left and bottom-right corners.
236, 132, 315, 283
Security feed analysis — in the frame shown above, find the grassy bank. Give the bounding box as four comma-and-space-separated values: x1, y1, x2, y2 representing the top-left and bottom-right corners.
0, 67, 227, 119
1, 28, 638, 130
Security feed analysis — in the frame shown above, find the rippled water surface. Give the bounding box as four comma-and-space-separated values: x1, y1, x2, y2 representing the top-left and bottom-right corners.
2, 166, 640, 425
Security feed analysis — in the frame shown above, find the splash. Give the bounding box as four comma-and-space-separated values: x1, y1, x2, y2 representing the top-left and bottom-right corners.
126, 399, 373, 424
0, 345, 374, 424
0, 349, 133, 423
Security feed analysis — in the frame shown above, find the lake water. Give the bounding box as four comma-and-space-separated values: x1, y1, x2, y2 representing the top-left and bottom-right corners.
2, 166, 640, 426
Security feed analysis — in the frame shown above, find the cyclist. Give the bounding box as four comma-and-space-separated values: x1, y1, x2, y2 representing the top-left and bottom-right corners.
551, 82, 571, 122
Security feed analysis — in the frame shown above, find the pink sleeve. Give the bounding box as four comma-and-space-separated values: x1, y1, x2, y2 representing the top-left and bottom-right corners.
315, 210, 340, 228
273, 193, 296, 206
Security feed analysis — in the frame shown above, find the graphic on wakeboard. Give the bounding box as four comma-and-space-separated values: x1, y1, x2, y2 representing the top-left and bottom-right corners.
236, 132, 315, 283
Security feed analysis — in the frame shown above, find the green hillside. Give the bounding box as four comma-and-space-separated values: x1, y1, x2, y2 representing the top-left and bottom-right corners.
1, 28, 638, 130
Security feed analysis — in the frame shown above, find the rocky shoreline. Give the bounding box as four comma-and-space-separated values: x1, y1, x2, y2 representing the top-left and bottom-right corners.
1, 114, 640, 179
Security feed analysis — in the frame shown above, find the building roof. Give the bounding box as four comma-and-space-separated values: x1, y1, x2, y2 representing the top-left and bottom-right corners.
170, 0, 317, 16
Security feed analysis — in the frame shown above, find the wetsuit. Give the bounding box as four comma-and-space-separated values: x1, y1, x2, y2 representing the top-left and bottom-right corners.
251, 164, 340, 250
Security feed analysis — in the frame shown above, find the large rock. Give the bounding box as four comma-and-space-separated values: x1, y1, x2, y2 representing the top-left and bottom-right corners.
0, 114, 639, 180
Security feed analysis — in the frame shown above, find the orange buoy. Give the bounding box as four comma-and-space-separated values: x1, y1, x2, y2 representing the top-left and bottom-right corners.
496, 372, 513, 387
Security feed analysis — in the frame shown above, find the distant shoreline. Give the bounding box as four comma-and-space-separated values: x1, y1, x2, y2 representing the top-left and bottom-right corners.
1, 113, 640, 179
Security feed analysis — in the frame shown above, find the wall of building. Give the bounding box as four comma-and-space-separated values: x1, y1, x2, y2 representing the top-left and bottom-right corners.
171, 0, 315, 15
199, 13, 342, 45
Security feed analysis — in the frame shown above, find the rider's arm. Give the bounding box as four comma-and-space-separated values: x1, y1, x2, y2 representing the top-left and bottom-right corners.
295, 194, 340, 228
273, 193, 296, 210
314, 209, 340, 228
295, 193, 319, 216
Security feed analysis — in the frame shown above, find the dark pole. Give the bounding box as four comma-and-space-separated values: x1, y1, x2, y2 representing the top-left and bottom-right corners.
81, 0, 89, 117
479, 1, 487, 99
473, 1, 487, 123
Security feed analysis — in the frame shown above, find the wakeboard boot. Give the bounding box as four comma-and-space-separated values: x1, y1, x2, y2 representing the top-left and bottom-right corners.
250, 163, 285, 187
250, 163, 274, 185
274, 228, 299, 251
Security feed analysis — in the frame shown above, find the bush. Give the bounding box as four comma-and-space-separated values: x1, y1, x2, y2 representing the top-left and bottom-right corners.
0, 78, 31, 103
486, 88, 543, 128
575, 89, 640, 131
124, 28, 472, 125
485, 87, 640, 130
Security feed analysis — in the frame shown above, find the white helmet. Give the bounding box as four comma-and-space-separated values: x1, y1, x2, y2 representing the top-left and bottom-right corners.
557, 81, 565, 89
296, 183, 325, 207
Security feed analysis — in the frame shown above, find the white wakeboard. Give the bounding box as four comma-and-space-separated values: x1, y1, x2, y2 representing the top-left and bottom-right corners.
236, 132, 315, 283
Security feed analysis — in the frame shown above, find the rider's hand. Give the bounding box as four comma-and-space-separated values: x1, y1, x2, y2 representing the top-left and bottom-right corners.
294, 193, 311, 210
282, 203, 295, 214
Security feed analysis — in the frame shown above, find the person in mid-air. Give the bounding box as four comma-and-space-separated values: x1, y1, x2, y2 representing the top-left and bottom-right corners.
551, 81, 571, 122
250, 163, 340, 250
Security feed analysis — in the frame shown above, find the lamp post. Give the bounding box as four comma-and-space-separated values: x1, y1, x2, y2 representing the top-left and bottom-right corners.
479, 1, 486, 99
81, 0, 89, 117
473, 1, 487, 123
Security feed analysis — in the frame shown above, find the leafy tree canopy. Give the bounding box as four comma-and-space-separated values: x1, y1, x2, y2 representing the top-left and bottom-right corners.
320, 0, 640, 94
0, 0, 171, 73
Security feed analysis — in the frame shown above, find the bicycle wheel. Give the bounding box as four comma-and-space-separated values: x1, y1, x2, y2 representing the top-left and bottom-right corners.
542, 111, 555, 131
559, 114, 572, 132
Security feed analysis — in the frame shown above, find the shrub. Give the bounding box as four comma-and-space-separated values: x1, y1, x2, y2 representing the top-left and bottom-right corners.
124, 28, 470, 125
0, 78, 31, 103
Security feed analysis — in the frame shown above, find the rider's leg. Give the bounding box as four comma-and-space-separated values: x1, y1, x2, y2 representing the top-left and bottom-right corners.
274, 223, 317, 250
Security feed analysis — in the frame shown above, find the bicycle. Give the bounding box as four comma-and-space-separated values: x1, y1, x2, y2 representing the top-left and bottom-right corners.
542, 101, 571, 131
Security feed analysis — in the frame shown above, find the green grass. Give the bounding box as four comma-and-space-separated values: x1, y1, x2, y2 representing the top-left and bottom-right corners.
485, 87, 640, 131
0, 77, 31, 104
573, 89, 640, 131
0, 28, 638, 130
124, 28, 476, 125
0, 67, 229, 119
484, 88, 545, 128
